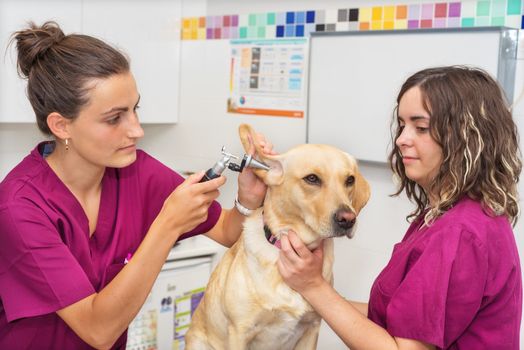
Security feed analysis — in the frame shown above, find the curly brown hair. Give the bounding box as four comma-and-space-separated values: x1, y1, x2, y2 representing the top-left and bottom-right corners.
389, 66, 521, 226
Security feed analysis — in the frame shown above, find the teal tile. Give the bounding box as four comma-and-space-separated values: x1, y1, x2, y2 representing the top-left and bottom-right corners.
491, 16, 506, 25
507, 0, 521, 14
462, 17, 475, 26
492, 1, 506, 16
476, 1, 491, 16
249, 14, 257, 26
476, 16, 491, 25
257, 26, 266, 38
239, 27, 247, 38
267, 13, 276, 25
257, 14, 266, 26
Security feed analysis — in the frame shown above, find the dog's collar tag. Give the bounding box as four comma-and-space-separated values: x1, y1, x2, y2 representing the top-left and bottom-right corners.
264, 225, 282, 249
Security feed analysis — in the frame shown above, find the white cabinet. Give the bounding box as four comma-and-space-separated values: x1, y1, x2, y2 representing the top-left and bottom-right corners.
0, 0, 83, 123
82, 0, 182, 124
0, 0, 181, 124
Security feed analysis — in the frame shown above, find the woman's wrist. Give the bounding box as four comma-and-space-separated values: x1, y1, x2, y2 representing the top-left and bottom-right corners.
301, 278, 331, 303
236, 193, 263, 211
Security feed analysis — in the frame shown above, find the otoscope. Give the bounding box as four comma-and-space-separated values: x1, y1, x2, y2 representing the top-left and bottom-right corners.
199, 146, 270, 182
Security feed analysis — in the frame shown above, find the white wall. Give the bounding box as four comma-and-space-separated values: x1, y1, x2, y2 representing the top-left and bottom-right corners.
0, 1, 523, 349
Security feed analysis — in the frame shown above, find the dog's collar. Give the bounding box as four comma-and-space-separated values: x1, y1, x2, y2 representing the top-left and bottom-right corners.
264, 225, 282, 249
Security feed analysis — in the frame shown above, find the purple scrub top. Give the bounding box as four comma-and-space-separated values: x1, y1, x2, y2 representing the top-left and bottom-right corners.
368, 197, 522, 349
0, 142, 222, 349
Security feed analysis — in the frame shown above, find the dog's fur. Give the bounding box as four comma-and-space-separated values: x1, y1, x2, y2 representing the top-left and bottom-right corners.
185, 124, 370, 350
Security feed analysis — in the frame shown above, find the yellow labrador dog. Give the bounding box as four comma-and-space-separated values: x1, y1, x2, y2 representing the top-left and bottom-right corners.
185, 124, 370, 350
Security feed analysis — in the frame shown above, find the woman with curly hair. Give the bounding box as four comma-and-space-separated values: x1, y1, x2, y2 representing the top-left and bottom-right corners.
278, 66, 522, 350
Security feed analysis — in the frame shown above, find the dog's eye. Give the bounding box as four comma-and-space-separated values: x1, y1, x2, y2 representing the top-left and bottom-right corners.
345, 176, 355, 186
303, 174, 321, 186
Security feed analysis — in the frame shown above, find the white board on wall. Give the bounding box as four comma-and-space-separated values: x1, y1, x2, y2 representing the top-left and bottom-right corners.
307, 27, 518, 163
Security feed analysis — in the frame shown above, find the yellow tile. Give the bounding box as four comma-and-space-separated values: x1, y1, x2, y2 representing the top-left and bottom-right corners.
372, 7, 383, 21
360, 7, 372, 22
384, 6, 395, 21
190, 29, 198, 40
190, 18, 198, 29
197, 28, 206, 40
181, 28, 191, 40
394, 19, 408, 29
182, 18, 192, 29
371, 20, 383, 30
383, 20, 394, 29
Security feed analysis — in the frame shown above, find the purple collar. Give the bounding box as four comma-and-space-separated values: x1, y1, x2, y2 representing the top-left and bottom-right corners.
264, 225, 282, 249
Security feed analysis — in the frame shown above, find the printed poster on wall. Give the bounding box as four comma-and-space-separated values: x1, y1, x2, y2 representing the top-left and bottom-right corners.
227, 39, 308, 118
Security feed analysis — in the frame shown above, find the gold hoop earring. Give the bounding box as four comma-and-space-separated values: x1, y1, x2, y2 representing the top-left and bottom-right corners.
65, 138, 69, 151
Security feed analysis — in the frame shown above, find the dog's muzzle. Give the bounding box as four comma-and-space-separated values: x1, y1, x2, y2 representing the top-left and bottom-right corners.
332, 206, 356, 238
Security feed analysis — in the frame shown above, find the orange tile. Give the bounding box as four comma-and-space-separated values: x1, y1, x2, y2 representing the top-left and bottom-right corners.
359, 22, 370, 30
396, 5, 407, 19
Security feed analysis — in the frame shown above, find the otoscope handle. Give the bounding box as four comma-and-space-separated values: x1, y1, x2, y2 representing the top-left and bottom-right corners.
199, 168, 221, 182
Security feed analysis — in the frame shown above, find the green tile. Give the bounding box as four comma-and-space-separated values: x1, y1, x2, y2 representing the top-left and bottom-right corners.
492, 1, 506, 16
239, 27, 247, 38
248, 26, 257, 38
257, 26, 266, 38
462, 17, 475, 26
476, 16, 491, 25
491, 16, 505, 25
476, 1, 491, 16
267, 13, 276, 25
257, 14, 267, 26
249, 14, 257, 26
507, 0, 521, 14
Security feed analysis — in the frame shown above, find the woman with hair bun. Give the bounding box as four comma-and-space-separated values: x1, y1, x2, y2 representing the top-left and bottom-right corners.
277, 66, 522, 350
0, 21, 273, 349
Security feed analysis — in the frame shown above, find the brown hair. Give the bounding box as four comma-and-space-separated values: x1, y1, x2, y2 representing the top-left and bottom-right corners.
389, 66, 521, 225
10, 21, 129, 135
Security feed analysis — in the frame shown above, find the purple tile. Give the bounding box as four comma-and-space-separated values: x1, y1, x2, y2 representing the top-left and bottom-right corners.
206, 28, 213, 39
408, 19, 420, 29
448, 2, 461, 17
408, 5, 420, 20
232, 15, 239, 26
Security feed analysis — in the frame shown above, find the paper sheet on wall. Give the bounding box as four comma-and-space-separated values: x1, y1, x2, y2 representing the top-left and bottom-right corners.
227, 39, 308, 118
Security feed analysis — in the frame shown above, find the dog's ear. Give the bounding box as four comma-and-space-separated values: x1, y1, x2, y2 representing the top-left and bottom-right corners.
238, 124, 284, 186
352, 170, 371, 214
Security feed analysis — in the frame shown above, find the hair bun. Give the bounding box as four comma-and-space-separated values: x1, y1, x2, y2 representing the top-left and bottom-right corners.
12, 21, 65, 77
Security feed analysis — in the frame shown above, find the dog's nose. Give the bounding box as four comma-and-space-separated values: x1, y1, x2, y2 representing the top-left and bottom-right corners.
334, 208, 356, 230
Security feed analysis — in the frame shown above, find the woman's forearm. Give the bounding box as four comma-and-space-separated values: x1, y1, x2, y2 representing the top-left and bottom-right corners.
302, 281, 398, 350
57, 218, 179, 348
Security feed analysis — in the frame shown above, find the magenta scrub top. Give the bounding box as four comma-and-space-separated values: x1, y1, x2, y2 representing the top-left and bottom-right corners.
368, 196, 522, 349
0, 142, 222, 349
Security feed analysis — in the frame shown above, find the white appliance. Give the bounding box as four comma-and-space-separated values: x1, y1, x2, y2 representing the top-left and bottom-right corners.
126, 237, 218, 350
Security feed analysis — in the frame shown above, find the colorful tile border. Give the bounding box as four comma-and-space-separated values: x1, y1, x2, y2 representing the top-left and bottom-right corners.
181, 0, 523, 40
